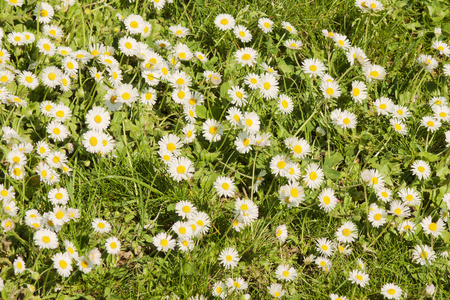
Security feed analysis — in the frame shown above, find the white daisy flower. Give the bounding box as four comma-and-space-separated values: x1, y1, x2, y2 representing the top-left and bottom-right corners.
303, 163, 324, 190
335, 221, 358, 244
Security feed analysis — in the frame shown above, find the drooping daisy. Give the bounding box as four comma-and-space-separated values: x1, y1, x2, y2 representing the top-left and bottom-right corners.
303, 163, 324, 190
432, 40, 450, 57
398, 220, 416, 235
364, 64, 386, 81
226, 277, 248, 291
336, 221, 358, 244
281, 21, 297, 34
275, 224, 288, 243
218, 247, 239, 269
417, 54, 438, 72
284, 39, 303, 50
212, 281, 227, 299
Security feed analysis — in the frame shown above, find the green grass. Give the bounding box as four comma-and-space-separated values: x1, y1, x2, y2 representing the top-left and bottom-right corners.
1, 0, 450, 299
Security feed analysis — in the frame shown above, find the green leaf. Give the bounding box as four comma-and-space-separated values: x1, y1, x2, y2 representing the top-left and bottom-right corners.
195, 105, 207, 119
220, 81, 231, 98
324, 152, 344, 169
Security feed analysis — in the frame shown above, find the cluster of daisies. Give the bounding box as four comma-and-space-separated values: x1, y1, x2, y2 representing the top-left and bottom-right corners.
1, 0, 450, 297
152, 201, 211, 252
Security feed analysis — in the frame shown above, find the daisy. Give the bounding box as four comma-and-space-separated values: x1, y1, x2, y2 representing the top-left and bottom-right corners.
397, 220, 415, 235
104, 237, 121, 255
367, 169, 384, 191
64, 240, 78, 259
214, 14, 235, 31
259, 73, 279, 99
373, 97, 394, 115
303, 163, 324, 190
9, 164, 25, 180
336, 221, 358, 244
432, 40, 450, 56
61, 56, 78, 76
390, 118, 407, 135
302, 58, 326, 78
212, 281, 227, 299
318, 188, 338, 212
41, 66, 62, 88
172, 221, 194, 238
241, 111, 260, 133
34, 229, 58, 249
270, 155, 290, 177
321, 80, 341, 99
7, 32, 26, 46
13, 257, 26, 274
244, 73, 260, 90
420, 216, 445, 237
281, 21, 297, 34
52, 252, 72, 277
177, 237, 194, 252
86, 106, 110, 132
46, 121, 69, 142
77, 256, 94, 274
168, 157, 195, 181
234, 25, 252, 43
368, 208, 387, 228
421, 116, 441, 132
194, 51, 207, 63
188, 211, 211, 235
284, 39, 303, 50
43, 24, 64, 39
153, 232, 176, 252
118, 36, 138, 56
226, 277, 248, 291
202, 119, 224, 142
258, 17, 274, 33
389, 200, 411, 218
333, 33, 351, 50
411, 160, 431, 180
92, 219, 111, 234
278, 94, 294, 114
315, 256, 332, 271
218, 247, 239, 269
175, 201, 197, 219
5, 0, 24, 6
322, 29, 334, 38
350, 81, 367, 103
226, 107, 243, 128
443, 193, 450, 207
336, 244, 352, 256
398, 187, 421, 206
330, 294, 349, 300
381, 283, 403, 299
235, 198, 259, 224
417, 54, 438, 72
173, 43, 193, 61
83, 130, 102, 153
50, 103, 71, 122
336, 110, 357, 129
235, 47, 258, 67
429, 96, 447, 106
275, 264, 297, 282
444, 64, 450, 76
123, 14, 144, 34
347, 46, 370, 66
376, 187, 392, 203
227, 86, 248, 106
116, 84, 139, 105
214, 176, 236, 198
35, 3, 54, 24
364, 64, 386, 81
6, 150, 27, 166
275, 224, 288, 243
412, 244, 436, 265
316, 238, 334, 257
260, 62, 280, 78
433, 105, 450, 121
18, 71, 39, 89
182, 124, 196, 144
348, 269, 369, 287
235, 131, 253, 154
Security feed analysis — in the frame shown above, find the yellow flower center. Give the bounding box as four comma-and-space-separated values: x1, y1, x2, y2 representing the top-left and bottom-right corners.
42, 236, 50, 243
388, 289, 396, 295
220, 19, 228, 25
323, 196, 330, 204
282, 100, 289, 108
177, 166, 186, 174
370, 70, 379, 78
160, 239, 168, 247
226, 255, 232, 261
310, 65, 317, 72
209, 126, 217, 134
429, 223, 437, 231
310, 172, 317, 180
242, 54, 251, 60
90, 137, 98, 146
342, 228, 351, 236
277, 161, 285, 169
282, 271, 290, 277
